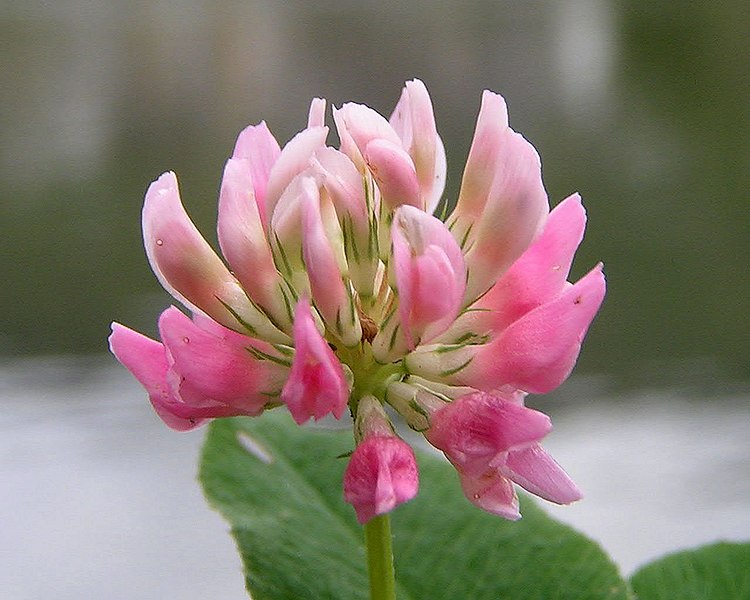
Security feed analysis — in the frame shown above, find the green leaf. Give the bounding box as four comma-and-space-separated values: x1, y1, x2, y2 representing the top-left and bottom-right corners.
199, 411, 632, 600
630, 542, 750, 600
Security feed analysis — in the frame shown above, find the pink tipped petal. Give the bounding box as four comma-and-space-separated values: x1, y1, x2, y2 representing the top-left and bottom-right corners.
339, 102, 403, 150
307, 97, 327, 128
231, 121, 281, 227
158, 307, 285, 416
217, 158, 287, 324
502, 444, 583, 505
389, 79, 440, 209
459, 470, 520, 520
390, 205, 466, 347
281, 299, 349, 424
265, 126, 329, 219
463, 264, 606, 393
426, 391, 552, 478
108, 323, 205, 431
451, 91, 509, 222
301, 188, 361, 346
343, 435, 419, 524
463, 131, 550, 301
143, 172, 250, 330
477, 193, 587, 331
365, 138, 421, 210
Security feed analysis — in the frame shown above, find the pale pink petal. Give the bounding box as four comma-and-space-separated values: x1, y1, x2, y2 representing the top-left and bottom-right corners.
501, 444, 583, 505
425, 391, 551, 478
265, 126, 329, 219
461, 264, 606, 393
231, 121, 281, 228
343, 435, 419, 524
281, 299, 349, 424
142, 172, 257, 332
449, 91, 509, 225
390, 205, 466, 347
364, 138, 421, 210
217, 158, 289, 327
108, 322, 205, 431
158, 307, 286, 416
389, 79, 442, 210
462, 131, 549, 301
458, 470, 520, 520
307, 97, 327, 129
301, 188, 361, 346
476, 193, 587, 331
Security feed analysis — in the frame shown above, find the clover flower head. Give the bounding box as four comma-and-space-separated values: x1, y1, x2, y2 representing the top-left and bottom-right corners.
110, 79, 604, 521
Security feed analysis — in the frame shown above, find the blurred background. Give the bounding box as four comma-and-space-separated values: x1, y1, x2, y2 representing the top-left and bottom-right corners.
2, 1, 748, 598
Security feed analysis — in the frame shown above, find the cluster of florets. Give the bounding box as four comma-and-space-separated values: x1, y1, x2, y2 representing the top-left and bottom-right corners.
110, 80, 604, 523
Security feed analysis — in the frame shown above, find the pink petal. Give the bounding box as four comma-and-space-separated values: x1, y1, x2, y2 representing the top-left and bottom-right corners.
425, 391, 551, 478
343, 435, 419, 524
307, 97, 327, 129
265, 125, 329, 220
364, 138, 421, 210
158, 307, 286, 416
462, 264, 606, 393
390, 205, 466, 347
301, 188, 360, 346
462, 131, 550, 301
476, 193, 587, 331
217, 158, 288, 326
142, 172, 253, 331
458, 469, 520, 520
389, 79, 444, 212
502, 444, 583, 505
231, 121, 281, 228
281, 299, 349, 424
450, 91, 509, 224
108, 322, 205, 431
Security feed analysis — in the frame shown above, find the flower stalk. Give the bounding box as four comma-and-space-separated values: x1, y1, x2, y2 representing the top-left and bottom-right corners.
364, 514, 397, 600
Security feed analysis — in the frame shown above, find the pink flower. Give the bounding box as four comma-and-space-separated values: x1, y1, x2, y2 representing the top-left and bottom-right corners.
343, 397, 419, 523
111, 80, 604, 520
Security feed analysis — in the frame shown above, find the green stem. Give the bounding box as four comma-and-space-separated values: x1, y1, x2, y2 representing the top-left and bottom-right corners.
364, 514, 397, 600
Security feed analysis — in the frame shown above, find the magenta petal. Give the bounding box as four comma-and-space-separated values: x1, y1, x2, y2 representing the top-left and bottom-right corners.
426, 391, 552, 478
478, 193, 587, 331
502, 444, 583, 505
463, 264, 606, 393
458, 470, 520, 520
231, 121, 281, 227
343, 435, 419, 524
281, 299, 349, 424
158, 307, 284, 416
108, 322, 205, 431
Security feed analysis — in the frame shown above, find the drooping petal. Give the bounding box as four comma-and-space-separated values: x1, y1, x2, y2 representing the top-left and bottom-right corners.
108, 322, 205, 431
344, 434, 419, 524
158, 306, 287, 416
217, 158, 291, 330
231, 121, 281, 229
461, 131, 549, 302
458, 469, 520, 520
425, 391, 551, 478
280, 298, 349, 424
389, 205, 466, 347
501, 444, 582, 505
460, 264, 606, 393
142, 172, 287, 342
